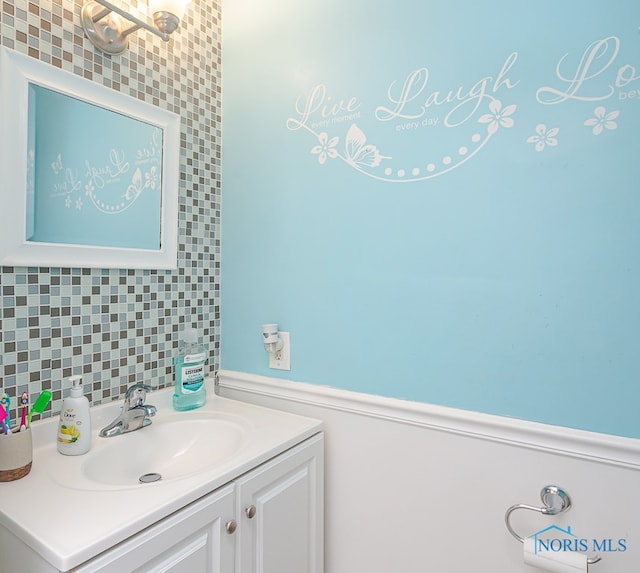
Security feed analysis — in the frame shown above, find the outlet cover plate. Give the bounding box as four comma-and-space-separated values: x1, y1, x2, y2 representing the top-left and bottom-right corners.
269, 331, 290, 370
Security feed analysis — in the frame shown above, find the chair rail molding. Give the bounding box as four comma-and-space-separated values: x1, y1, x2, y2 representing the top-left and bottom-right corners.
217, 370, 640, 470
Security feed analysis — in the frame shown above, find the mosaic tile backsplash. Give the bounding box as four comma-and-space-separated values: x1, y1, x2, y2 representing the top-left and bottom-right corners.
0, 0, 222, 422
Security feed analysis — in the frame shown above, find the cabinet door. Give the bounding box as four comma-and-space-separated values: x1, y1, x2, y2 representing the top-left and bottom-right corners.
73, 484, 236, 573
236, 433, 324, 573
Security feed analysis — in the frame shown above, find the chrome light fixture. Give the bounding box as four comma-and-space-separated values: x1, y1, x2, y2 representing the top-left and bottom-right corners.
81, 0, 190, 55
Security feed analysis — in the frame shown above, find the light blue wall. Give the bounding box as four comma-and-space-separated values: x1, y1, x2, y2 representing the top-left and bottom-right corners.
221, 0, 640, 438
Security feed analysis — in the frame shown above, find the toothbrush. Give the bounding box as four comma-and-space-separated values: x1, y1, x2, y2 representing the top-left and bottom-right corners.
0, 403, 9, 435
19, 391, 29, 431
0, 393, 10, 430
27, 390, 52, 427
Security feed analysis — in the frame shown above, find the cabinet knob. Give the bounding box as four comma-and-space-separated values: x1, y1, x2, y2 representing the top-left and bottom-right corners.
245, 505, 257, 519
225, 520, 237, 534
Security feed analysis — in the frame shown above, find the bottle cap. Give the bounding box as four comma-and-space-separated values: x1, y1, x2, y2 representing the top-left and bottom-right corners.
69, 375, 83, 398
181, 328, 198, 343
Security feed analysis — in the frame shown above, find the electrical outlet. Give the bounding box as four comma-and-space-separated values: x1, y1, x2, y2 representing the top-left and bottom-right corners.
269, 331, 290, 370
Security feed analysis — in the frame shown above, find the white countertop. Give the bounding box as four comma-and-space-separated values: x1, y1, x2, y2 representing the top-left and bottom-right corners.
0, 380, 322, 571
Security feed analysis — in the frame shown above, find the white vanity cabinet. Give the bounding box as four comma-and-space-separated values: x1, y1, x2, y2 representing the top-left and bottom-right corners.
66, 433, 322, 573
74, 484, 237, 573
0, 391, 324, 573
236, 432, 323, 573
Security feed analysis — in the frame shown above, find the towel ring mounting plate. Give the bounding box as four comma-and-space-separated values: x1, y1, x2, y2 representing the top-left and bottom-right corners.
505, 485, 601, 566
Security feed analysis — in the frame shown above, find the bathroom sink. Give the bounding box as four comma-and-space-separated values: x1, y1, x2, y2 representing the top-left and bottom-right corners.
4, 386, 323, 572
49, 413, 248, 490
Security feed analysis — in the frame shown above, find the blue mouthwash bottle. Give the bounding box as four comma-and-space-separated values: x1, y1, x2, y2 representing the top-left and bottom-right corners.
173, 328, 207, 411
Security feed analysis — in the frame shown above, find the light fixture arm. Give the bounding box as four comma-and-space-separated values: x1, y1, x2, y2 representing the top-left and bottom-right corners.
82, 0, 189, 55
121, 23, 144, 40
88, 0, 170, 42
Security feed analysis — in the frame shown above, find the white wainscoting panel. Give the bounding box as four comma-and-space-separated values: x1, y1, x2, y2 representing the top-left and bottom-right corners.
218, 370, 640, 573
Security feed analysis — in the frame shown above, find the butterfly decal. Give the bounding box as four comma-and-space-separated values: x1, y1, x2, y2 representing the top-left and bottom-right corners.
124, 168, 143, 201
51, 153, 63, 175
344, 124, 388, 168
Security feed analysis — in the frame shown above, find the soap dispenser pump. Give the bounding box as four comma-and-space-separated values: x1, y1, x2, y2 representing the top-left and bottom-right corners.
57, 375, 92, 455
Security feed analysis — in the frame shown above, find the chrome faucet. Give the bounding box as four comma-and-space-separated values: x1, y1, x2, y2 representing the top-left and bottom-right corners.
99, 383, 157, 438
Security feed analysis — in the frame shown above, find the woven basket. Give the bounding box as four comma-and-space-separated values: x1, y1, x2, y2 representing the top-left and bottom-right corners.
0, 427, 33, 482
0, 461, 32, 482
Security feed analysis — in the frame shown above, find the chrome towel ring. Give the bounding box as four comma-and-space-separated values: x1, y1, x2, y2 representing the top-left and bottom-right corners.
505, 485, 601, 566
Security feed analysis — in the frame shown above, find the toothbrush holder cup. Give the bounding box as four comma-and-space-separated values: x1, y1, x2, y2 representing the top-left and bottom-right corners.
0, 427, 32, 481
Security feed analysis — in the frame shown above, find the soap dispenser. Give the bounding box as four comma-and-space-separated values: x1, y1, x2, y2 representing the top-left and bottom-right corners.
57, 375, 92, 455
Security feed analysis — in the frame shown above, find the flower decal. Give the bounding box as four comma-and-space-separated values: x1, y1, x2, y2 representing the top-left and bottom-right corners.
144, 166, 159, 190
526, 124, 559, 152
584, 107, 619, 135
311, 132, 339, 165
478, 100, 517, 134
